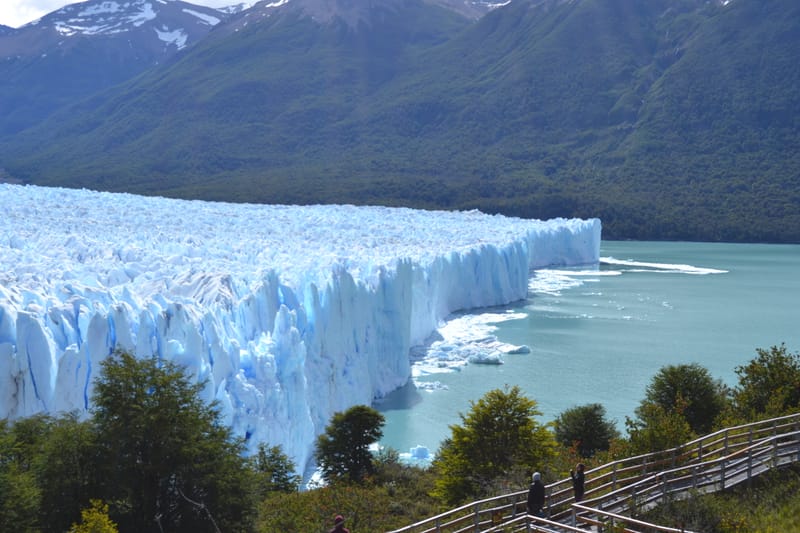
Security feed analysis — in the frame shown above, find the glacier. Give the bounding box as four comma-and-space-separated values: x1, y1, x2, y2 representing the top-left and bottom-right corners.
0, 184, 600, 471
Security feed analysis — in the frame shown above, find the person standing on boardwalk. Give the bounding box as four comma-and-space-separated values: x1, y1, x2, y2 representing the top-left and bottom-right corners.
527, 472, 545, 517
571, 463, 586, 502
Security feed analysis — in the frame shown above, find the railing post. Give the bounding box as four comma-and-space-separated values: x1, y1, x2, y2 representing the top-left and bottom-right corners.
720, 456, 726, 491
612, 463, 618, 492
724, 431, 729, 456
608, 499, 615, 532
545, 486, 551, 519
774, 433, 779, 464
692, 465, 697, 489
597, 502, 605, 533
796, 420, 800, 463
597, 512, 603, 533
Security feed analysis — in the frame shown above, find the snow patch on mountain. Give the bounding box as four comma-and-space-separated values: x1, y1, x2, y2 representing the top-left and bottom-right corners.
78, 1, 125, 18
155, 26, 188, 47
216, 2, 257, 15
182, 8, 222, 25
58, 1, 159, 34
27, 0, 225, 37
264, 0, 291, 8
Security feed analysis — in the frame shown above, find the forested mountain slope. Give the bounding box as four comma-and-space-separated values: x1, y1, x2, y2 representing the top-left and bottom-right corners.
1, 0, 797, 242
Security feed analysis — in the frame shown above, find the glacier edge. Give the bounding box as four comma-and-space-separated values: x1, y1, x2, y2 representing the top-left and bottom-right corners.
0, 184, 601, 471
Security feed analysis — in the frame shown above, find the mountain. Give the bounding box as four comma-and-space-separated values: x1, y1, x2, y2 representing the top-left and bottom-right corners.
0, 0, 231, 135
0, 0, 474, 190
1, 0, 798, 243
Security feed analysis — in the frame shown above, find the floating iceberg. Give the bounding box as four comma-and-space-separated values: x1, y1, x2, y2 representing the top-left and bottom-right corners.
0, 184, 600, 471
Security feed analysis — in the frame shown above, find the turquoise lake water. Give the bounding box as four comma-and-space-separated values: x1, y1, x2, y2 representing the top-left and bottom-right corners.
377, 241, 800, 460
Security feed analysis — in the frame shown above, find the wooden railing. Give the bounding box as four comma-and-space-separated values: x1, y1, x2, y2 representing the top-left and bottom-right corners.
388, 412, 800, 533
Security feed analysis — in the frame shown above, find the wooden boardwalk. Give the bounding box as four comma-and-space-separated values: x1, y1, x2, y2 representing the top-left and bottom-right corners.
388, 413, 800, 533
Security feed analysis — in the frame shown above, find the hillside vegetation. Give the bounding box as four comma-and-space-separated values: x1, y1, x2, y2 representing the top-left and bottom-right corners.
1, 0, 798, 242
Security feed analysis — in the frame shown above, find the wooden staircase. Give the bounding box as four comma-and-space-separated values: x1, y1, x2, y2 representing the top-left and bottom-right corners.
388, 413, 800, 533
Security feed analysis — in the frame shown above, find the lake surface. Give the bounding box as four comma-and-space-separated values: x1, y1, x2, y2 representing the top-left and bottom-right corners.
377, 241, 800, 461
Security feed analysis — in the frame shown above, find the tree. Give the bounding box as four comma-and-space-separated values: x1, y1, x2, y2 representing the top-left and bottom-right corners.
252, 443, 302, 498
625, 402, 694, 455
732, 344, 800, 420
432, 385, 555, 505
0, 464, 40, 533
0, 419, 42, 533
35, 413, 95, 533
636, 363, 728, 436
91, 350, 256, 532
553, 403, 620, 458
0, 413, 97, 533
3, 414, 51, 471
315, 405, 385, 484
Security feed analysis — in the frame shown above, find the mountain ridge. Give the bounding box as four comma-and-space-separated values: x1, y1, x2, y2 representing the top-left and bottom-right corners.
0, 0, 231, 135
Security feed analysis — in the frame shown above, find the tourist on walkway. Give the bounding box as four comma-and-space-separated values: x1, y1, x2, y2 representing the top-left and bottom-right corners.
571, 463, 586, 502
527, 472, 545, 517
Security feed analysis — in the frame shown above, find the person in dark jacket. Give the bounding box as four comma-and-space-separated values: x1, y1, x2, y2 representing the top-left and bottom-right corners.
329, 514, 350, 533
527, 472, 545, 517
571, 463, 586, 502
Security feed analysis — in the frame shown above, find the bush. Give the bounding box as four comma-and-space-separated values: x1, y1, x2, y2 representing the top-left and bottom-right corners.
637, 363, 728, 435
553, 403, 619, 458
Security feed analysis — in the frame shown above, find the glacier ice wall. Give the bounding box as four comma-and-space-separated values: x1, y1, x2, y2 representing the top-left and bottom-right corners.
0, 184, 601, 470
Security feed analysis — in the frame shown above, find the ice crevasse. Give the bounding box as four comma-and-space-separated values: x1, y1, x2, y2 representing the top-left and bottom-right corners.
0, 184, 601, 471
